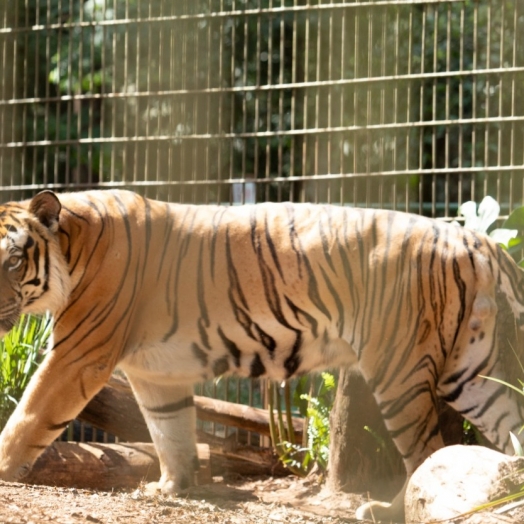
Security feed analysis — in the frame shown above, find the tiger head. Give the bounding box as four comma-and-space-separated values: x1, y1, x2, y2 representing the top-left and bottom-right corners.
0, 191, 71, 335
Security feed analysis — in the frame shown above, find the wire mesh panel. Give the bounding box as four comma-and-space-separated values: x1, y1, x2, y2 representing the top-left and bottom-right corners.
0, 0, 522, 216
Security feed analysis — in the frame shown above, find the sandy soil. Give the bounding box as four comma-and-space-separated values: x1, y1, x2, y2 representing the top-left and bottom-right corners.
0, 476, 365, 524
4, 474, 523, 524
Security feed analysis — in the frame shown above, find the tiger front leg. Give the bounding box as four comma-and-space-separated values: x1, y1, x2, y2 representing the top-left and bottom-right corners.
0, 349, 113, 481
124, 373, 199, 494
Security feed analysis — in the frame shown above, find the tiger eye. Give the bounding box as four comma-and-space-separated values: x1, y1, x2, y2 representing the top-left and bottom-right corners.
7, 255, 21, 268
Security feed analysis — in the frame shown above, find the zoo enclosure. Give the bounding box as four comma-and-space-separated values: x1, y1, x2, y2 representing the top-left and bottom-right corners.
0, 0, 523, 441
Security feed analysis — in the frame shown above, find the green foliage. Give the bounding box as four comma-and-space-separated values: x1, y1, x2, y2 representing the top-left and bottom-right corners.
274, 372, 336, 475
0, 314, 52, 429
299, 377, 334, 471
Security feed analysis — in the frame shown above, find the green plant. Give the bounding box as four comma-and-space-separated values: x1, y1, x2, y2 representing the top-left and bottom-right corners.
300, 372, 336, 472
270, 372, 336, 475
0, 313, 53, 429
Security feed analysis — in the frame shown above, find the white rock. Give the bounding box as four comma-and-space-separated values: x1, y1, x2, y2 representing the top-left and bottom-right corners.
405, 445, 524, 524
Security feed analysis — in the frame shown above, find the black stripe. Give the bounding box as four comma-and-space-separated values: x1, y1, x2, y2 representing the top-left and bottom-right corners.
163, 207, 196, 342
376, 212, 396, 317
358, 214, 379, 352
192, 343, 209, 367
144, 397, 194, 414
254, 223, 301, 358
368, 224, 431, 392
217, 326, 241, 367
225, 227, 250, 312
284, 296, 318, 338
284, 331, 302, 378
58, 194, 142, 366
140, 195, 152, 285
450, 254, 467, 351
302, 253, 332, 322
462, 231, 476, 270
470, 382, 508, 419
156, 202, 175, 281
58, 225, 72, 265
380, 381, 434, 420
284, 203, 303, 279
197, 237, 210, 349
441, 342, 497, 404
253, 323, 276, 355
250, 353, 266, 378
54, 198, 109, 340
264, 213, 285, 281
210, 207, 227, 282
318, 219, 336, 273
249, 206, 257, 251
225, 227, 274, 352
48, 420, 72, 431
212, 357, 230, 377
319, 264, 344, 337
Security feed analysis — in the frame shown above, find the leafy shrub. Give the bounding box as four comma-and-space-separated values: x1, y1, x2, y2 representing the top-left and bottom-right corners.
272, 372, 336, 475
0, 313, 52, 429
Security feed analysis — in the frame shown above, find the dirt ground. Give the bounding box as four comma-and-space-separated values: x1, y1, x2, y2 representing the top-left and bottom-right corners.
0, 475, 367, 524
4, 473, 524, 524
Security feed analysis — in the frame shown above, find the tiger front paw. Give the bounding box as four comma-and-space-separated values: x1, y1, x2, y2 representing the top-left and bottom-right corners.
143, 463, 198, 497
0, 459, 32, 483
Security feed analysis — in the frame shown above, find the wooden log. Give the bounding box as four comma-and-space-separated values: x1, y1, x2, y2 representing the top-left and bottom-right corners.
196, 430, 288, 477
78, 376, 151, 442
23, 442, 211, 490
196, 395, 304, 438
78, 375, 304, 443
22, 438, 285, 491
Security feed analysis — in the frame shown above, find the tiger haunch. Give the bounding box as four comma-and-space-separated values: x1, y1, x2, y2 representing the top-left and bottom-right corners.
0, 189, 522, 523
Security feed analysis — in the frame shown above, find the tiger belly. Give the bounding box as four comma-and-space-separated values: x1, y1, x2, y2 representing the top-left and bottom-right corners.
118, 335, 357, 384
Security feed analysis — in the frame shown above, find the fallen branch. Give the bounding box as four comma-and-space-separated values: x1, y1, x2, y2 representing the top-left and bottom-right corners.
24, 442, 211, 490
78, 376, 304, 443
23, 437, 286, 491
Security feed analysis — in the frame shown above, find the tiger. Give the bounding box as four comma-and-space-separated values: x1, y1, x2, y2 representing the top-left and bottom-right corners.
0, 189, 523, 522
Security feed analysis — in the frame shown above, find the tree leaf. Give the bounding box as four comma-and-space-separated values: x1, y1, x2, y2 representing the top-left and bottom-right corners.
503, 206, 524, 230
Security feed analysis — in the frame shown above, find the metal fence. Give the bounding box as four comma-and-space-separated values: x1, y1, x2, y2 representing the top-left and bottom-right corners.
1, 0, 523, 441
1, 1, 523, 216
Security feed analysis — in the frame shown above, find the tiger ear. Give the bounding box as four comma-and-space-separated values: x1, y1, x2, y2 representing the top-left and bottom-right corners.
29, 190, 62, 233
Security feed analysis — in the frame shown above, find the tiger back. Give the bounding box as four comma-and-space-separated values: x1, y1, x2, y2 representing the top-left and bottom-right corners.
0, 189, 523, 522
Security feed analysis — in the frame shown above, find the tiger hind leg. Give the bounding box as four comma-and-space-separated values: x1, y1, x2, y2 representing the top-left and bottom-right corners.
123, 373, 199, 494
439, 291, 524, 454
355, 334, 448, 522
